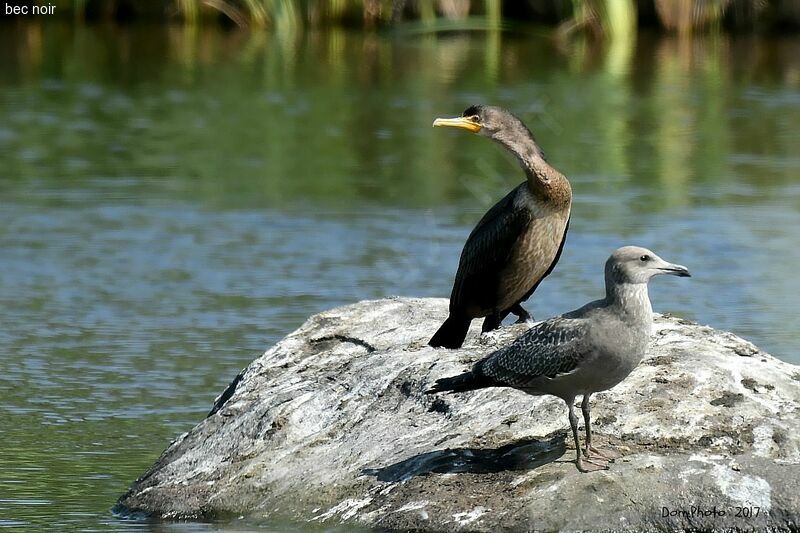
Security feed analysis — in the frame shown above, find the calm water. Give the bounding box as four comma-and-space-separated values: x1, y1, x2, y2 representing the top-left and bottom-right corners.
0, 21, 799, 530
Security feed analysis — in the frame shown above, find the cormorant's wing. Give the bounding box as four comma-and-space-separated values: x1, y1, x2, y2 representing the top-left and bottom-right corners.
474, 317, 588, 387
450, 184, 532, 312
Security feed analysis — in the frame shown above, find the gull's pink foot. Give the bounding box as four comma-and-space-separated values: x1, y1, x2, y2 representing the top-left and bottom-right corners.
577, 456, 609, 472
585, 444, 621, 461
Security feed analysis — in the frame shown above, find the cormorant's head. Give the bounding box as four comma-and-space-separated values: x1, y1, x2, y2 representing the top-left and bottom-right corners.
433, 105, 543, 164
433, 105, 528, 138
606, 246, 691, 285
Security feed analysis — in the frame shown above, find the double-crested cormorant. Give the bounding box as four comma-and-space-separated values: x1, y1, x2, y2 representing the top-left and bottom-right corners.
427, 246, 691, 472
429, 105, 572, 349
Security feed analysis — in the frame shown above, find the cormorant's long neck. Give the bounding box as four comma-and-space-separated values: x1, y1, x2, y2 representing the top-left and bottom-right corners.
604, 280, 653, 324
492, 128, 568, 200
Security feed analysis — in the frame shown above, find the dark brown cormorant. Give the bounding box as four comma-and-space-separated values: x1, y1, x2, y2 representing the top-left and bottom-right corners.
427, 246, 691, 471
429, 105, 572, 349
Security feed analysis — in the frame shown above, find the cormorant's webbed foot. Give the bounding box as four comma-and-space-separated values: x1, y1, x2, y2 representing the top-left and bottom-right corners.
479, 329, 501, 345
510, 303, 534, 324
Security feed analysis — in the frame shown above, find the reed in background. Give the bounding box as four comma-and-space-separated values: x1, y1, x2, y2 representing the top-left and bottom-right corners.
24, 0, 800, 34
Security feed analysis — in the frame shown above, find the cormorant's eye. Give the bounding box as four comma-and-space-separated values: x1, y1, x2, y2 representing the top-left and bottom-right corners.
470, 115, 480, 122
640, 255, 650, 262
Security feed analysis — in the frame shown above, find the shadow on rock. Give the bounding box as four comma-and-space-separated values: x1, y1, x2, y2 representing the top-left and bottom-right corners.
362, 432, 567, 482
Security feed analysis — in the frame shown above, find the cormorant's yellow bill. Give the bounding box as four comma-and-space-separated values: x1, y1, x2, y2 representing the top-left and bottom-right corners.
432, 116, 481, 133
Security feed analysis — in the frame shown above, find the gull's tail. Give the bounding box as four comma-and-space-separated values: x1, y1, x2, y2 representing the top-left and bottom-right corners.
425, 371, 490, 394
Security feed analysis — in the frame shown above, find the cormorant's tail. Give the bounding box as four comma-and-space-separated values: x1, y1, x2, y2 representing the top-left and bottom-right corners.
428, 315, 471, 349
425, 371, 490, 394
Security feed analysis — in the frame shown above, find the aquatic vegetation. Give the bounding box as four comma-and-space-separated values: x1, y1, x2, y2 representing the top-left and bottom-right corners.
35, 0, 800, 33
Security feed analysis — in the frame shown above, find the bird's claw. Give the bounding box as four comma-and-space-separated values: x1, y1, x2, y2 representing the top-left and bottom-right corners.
479, 330, 501, 345
577, 457, 609, 472
585, 445, 621, 461
513, 310, 535, 325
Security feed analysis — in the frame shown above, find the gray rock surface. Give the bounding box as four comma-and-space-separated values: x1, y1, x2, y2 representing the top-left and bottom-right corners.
115, 297, 800, 530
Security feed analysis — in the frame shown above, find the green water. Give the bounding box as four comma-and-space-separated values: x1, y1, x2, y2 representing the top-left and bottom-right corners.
0, 22, 798, 530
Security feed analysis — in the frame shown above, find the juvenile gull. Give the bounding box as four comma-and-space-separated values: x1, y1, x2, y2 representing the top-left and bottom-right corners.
427, 246, 691, 472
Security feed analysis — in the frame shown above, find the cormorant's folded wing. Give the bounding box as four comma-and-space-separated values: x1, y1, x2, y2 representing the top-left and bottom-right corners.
451, 185, 532, 311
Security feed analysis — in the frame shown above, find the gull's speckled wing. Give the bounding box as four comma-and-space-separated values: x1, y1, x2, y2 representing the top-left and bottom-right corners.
474, 317, 589, 388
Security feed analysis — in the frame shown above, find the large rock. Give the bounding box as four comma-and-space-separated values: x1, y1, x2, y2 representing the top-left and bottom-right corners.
115, 298, 800, 530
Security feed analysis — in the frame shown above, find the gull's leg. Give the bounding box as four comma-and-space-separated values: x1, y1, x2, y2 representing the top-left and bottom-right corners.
568, 398, 606, 472
510, 303, 535, 325
581, 394, 620, 461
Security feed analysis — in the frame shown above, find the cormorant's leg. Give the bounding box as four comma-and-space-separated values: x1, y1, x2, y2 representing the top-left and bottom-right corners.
481, 307, 525, 333
478, 313, 502, 344
510, 303, 535, 324
581, 394, 620, 462
567, 398, 606, 472
481, 311, 506, 333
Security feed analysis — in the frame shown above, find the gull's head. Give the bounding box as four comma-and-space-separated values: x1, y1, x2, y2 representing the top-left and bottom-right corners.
606, 246, 691, 285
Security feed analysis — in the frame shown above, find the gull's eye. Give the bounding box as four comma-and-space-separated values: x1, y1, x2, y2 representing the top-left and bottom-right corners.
640, 255, 650, 262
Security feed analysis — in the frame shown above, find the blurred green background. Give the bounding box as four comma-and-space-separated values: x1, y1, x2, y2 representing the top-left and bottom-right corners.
1, 2, 799, 530
11, 0, 800, 33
